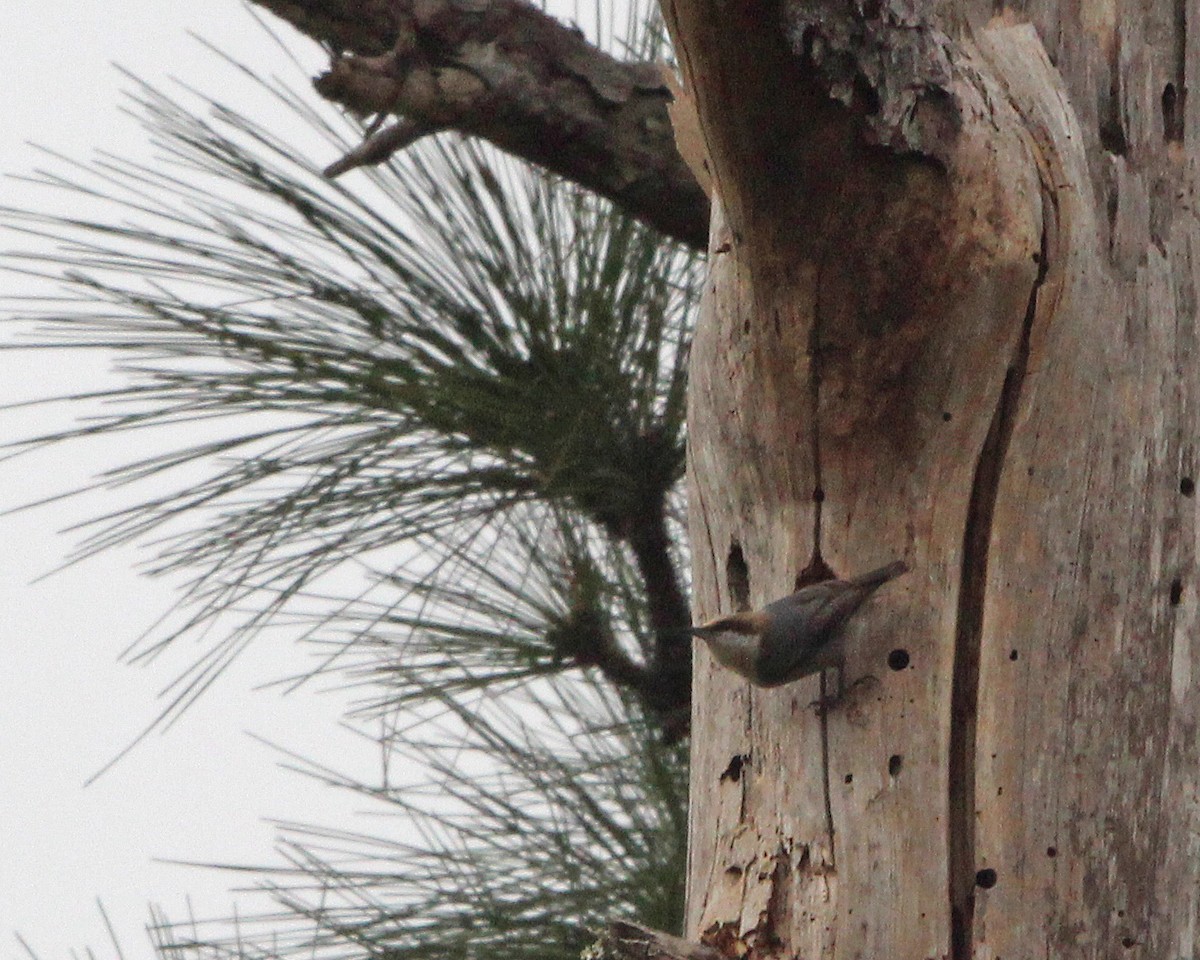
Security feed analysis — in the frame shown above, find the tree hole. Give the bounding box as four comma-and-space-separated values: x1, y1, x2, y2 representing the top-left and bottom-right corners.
720, 753, 750, 783
887, 648, 910, 671
1100, 113, 1129, 156
1046, 846, 1058, 858
1009, 649, 1019, 661
887, 754, 902, 776
726, 543, 750, 611
1181, 476, 1194, 496
1163, 84, 1185, 142
975, 868, 998, 889
1170, 578, 1184, 606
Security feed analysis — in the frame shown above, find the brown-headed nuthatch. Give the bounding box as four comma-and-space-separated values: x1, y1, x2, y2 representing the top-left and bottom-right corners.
687, 560, 908, 687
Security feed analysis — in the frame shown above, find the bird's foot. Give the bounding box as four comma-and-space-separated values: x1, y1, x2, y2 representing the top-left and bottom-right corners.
808, 673, 879, 715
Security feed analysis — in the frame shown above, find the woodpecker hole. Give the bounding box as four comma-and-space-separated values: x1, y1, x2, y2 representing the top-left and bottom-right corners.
1009, 649, 1019, 661
1164, 84, 1185, 142
720, 753, 750, 783
1121, 936, 1138, 949
887, 754, 903, 776
1046, 846, 1058, 857
1181, 476, 1195, 496
887, 648, 910, 671
975, 868, 998, 889
726, 543, 750, 611
1170, 578, 1184, 606
844, 773, 853, 784
942, 411, 953, 422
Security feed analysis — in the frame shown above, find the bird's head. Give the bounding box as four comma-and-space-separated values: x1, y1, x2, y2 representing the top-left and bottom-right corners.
687, 610, 770, 639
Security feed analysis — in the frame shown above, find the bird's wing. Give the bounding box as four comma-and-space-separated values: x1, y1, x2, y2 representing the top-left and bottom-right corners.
756, 585, 876, 684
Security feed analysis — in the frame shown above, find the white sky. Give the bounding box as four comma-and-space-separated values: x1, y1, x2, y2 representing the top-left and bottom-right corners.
0, 3, 383, 956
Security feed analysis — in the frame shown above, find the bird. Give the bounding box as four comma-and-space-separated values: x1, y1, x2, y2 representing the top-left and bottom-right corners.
686, 560, 908, 688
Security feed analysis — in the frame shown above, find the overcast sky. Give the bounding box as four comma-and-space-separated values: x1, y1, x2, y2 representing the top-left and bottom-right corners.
0, 3, 381, 956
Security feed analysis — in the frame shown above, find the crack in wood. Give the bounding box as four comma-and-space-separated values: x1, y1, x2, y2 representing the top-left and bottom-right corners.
1168, 0, 1188, 142
806, 253, 839, 869
755, 846, 792, 954
817, 670, 837, 870
947, 209, 1049, 960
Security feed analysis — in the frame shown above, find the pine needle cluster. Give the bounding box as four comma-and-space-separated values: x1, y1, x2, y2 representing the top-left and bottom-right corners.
2, 6, 696, 957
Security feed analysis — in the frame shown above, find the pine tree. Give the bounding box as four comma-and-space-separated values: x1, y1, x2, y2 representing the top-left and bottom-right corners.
3, 8, 697, 958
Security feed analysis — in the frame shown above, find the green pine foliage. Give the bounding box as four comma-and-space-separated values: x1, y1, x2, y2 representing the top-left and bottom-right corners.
2, 6, 698, 958
151, 679, 687, 960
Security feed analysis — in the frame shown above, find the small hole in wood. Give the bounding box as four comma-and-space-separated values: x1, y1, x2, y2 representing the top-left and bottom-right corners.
942, 411, 953, 422
844, 773, 853, 784
887, 648, 910, 671
1100, 113, 1129, 155
887, 754, 902, 776
1106, 183, 1119, 234
1121, 936, 1137, 949
975, 868, 998, 889
1170, 578, 1184, 606
813, 486, 826, 504
796, 553, 835, 589
1009, 649, 1019, 661
720, 753, 750, 783
1163, 83, 1185, 142
1181, 477, 1195, 496
726, 543, 750, 611
1047, 846, 1058, 858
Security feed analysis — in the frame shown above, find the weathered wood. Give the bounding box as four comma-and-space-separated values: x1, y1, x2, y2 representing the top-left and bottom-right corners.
250, 0, 710, 248
971, 13, 1200, 960
236, 0, 1200, 953
670, 4, 1045, 954
668, 0, 1200, 952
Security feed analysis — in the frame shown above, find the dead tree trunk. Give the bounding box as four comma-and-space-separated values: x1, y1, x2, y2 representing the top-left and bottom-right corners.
233, 0, 1198, 952
668, 0, 1200, 957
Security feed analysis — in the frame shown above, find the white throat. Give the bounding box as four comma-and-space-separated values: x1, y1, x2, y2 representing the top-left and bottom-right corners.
701, 630, 759, 680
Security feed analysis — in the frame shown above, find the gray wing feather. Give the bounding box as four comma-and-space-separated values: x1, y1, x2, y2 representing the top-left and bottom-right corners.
755, 565, 905, 686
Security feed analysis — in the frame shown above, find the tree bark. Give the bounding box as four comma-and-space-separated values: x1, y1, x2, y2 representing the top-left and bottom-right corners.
251, 0, 710, 248
239, 0, 1200, 954
667, 0, 1200, 957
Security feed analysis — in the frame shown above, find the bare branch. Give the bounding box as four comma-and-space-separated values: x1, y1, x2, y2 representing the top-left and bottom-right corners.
323, 116, 438, 176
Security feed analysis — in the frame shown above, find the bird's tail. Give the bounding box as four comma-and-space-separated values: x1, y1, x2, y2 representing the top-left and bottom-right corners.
849, 559, 909, 590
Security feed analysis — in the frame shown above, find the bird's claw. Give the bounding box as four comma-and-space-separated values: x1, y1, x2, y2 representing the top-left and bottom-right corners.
808, 673, 879, 714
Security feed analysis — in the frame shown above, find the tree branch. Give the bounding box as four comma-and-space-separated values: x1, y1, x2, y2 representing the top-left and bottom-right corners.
252, 0, 710, 248
626, 500, 691, 715
323, 116, 439, 176
590, 921, 727, 960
